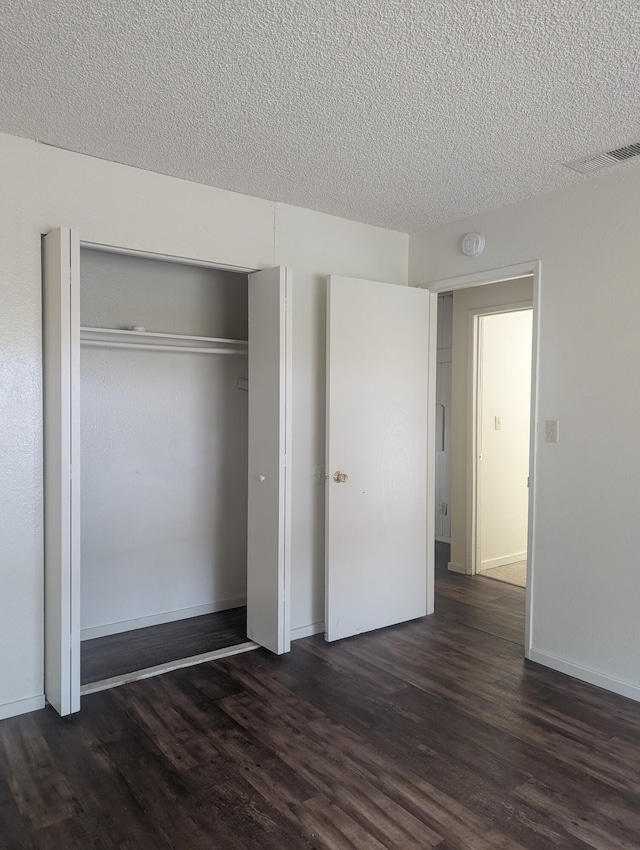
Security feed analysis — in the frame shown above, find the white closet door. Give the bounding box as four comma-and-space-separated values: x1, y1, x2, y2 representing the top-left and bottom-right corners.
325, 276, 430, 642
43, 227, 81, 715
247, 267, 292, 654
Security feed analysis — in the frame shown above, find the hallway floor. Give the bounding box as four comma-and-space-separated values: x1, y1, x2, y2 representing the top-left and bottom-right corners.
480, 560, 527, 588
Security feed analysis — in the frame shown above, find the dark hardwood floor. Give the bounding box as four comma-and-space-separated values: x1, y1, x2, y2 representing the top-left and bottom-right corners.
81, 606, 248, 685
3, 551, 640, 848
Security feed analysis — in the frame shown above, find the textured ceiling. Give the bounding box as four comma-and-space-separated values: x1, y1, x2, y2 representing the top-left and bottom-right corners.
1, 0, 639, 232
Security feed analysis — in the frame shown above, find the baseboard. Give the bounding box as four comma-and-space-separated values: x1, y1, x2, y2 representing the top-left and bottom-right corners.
0, 694, 46, 721
435, 535, 451, 544
480, 552, 526, 570
291, 621, 324, 641
81, 596, 248, 641
528, 648, 640, 703
447, 562, 467, 574
81, 641, 258, 696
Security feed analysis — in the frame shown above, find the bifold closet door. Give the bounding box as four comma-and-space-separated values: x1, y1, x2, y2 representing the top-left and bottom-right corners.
325, 276, 431, 642
247, 267, 292, 654
42, 227, 81, 715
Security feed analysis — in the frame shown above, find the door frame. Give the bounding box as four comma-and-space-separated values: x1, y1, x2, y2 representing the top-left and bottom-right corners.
470, 301, 533, 577
421, 260, 541, 658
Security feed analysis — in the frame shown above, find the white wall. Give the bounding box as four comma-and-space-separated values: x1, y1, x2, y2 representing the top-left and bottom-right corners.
80, 250, 249, 638
410, 162, 640, 700
478, 309, 532, 569
0, 131, 408, 719
448, 277, 534, 574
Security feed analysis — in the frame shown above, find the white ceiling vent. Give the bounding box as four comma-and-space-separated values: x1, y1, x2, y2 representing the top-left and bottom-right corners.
565, 143, 640, 175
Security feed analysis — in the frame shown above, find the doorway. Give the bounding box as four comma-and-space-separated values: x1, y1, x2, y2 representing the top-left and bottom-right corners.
426, 263, 540, 655
474, 308, 533, 588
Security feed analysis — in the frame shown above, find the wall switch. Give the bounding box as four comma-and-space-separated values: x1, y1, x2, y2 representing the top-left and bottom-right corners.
440, 501, 448, 516
545, 420, 559, 443
494, 415, 501, 430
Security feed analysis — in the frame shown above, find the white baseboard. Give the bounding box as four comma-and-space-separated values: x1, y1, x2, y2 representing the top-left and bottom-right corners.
447, 562, 467, 574
291, 621, 324, 641
0, 694, 46, 721
81, 596, 247, 641
435, 535, 451, 544
81, 641, 258, 696
480, 552, 526, 570
528, 648, 640, 703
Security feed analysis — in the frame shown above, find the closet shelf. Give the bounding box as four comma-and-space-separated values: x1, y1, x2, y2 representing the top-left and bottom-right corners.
80, 326, 248, 355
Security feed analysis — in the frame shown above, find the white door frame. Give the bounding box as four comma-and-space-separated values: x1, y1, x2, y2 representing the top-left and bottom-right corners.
421, 261, 541, 658
469, 301, 533, 577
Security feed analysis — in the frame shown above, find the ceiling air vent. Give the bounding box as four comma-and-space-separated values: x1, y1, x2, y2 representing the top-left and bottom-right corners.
565, 142, 640, 174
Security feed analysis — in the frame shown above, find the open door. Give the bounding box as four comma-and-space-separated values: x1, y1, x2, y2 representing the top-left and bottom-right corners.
247, 267, 292, 654
325, 276, 430, 641
43, 227, 81, 714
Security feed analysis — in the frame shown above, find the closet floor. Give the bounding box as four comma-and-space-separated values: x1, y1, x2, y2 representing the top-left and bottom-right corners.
81, 607, 248, 685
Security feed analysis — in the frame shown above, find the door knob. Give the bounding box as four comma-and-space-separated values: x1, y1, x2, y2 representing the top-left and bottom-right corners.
333, 471, 349, 483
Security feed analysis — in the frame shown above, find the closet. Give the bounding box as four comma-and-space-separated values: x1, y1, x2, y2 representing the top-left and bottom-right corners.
79, 248, 250, 686
43, 228, 291, 715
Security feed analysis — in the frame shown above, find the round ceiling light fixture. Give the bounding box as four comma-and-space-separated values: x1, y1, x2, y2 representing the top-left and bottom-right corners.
461, 232, 485, 257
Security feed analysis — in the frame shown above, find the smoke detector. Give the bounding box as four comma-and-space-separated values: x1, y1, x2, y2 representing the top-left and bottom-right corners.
564, 142, 640, 175
461, 232, 485, 257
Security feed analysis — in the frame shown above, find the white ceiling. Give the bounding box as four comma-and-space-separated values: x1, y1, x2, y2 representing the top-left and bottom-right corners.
1, 0, 639, 232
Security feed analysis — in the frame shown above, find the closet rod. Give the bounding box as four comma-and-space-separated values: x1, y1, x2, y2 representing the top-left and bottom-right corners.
81, 340, 247, 355
80, 326, 248, 346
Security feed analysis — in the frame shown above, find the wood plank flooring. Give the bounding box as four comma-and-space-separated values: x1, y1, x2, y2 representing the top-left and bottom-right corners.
81, 606, 248, 684
3, 551, 640, 848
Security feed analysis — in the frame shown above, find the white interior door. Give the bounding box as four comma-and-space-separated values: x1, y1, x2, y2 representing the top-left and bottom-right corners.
43, 227, 81, 715
247, 267, 292, 654
325, 276, 430, 642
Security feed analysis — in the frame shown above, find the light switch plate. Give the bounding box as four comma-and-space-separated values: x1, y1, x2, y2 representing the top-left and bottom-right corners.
545, 420, 559, 443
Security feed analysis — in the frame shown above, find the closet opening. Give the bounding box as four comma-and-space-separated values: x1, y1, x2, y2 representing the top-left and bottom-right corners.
78, 245, 255, 691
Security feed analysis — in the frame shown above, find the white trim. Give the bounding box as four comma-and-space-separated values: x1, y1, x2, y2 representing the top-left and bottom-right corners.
283, 268, 293, 653
424, 263, 537, 294
435, 534, 451, 544
447, 562, 467, 574
0, 695, 46, 721
420, 260, 541, 658
80, 240, 257, 275
425, 292, 438, 615
528, 649, 640, 703
480, 552, 527, 570
80, 597, 248, 641
81, 641, 258, 695
291, 621, 324, 641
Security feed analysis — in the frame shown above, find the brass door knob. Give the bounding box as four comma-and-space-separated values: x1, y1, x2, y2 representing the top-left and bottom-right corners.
333, 471, 349, 483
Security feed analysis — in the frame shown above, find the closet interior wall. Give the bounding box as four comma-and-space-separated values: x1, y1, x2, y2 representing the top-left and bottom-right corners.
79, 248, 249, 641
